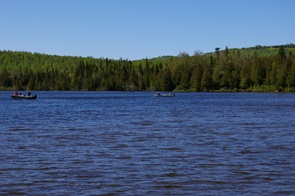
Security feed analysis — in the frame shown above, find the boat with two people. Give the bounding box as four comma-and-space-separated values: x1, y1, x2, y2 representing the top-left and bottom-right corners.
154, 92, 175, 97
10, 91, 37, 99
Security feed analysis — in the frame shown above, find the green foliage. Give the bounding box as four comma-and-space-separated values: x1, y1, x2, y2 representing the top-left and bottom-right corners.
1, 44, 295, 92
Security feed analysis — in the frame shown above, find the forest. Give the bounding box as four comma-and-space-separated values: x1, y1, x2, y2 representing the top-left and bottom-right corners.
0, 44, 295, 92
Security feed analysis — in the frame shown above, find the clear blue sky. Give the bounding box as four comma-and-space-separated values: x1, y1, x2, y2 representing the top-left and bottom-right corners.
1, 0, 294, 60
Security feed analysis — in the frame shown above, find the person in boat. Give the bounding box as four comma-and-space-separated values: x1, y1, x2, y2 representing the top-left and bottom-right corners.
157, 92, 160, 96
28, 91, 31, 97
14, 91, 18, 96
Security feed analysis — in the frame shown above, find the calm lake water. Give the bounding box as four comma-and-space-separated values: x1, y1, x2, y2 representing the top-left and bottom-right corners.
0, 91, 294, 195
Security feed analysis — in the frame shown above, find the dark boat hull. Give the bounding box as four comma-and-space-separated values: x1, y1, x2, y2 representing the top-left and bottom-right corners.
154, 94, 175, 97
10, 95, 37, 99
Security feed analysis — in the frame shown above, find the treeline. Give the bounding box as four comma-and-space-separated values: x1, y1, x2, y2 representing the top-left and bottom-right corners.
0, 44, 295, 92
247, 43, 295, 50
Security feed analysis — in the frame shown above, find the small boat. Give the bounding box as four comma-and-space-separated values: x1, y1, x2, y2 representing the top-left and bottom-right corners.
154, 92, 175, 97
10, 94, 37, 99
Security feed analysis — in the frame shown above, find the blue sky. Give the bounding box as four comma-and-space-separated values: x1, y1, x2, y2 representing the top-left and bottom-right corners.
1, 0, 294, 60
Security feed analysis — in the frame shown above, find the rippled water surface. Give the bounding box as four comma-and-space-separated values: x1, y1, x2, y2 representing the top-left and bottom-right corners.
1, 91, 295, 195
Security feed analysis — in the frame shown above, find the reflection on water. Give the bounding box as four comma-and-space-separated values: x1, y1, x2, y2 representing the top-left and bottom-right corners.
0, 91, 295, 195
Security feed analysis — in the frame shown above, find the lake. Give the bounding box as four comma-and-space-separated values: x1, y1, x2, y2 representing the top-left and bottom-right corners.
0, 91, 294, 195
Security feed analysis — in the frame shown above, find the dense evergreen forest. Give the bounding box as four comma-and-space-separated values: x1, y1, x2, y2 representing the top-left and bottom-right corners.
1, 44, 295, 92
